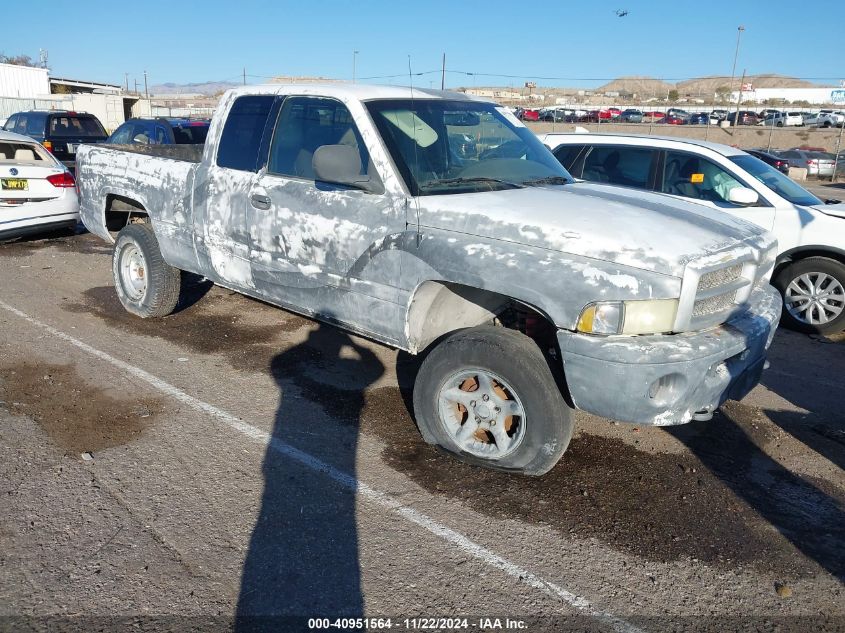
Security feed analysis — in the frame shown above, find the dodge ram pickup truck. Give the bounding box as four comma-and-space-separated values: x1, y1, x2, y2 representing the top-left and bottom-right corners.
76, 84, 781, 475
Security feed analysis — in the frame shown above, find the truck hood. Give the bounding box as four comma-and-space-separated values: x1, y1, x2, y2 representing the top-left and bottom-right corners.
416, 182, 769, 277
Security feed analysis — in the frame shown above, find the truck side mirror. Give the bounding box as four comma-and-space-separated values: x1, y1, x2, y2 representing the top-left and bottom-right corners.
312, 144, 381, 194
727, 186, 759, 206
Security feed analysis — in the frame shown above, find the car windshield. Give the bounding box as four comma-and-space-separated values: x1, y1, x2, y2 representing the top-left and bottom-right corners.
365, 99, 572, 195
730, 154, 822, 206
49, 116, 106, 137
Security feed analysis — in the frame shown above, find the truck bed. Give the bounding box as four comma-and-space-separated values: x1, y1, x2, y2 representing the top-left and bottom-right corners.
102, 143, 204, 163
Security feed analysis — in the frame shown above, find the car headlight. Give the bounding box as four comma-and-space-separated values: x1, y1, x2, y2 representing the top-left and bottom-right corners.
576, 299, 679, 335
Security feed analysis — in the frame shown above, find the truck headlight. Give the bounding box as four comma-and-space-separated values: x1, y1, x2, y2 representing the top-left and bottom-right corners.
576, 299, 679, 335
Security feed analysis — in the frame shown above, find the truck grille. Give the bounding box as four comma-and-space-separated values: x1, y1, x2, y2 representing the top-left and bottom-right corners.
675, 249, 758, 331
697, 264, 743, 292
692, 290, 739, 318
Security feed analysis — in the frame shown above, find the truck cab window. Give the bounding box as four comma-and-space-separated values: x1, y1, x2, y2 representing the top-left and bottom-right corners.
661, 151, 743, 205
268, 96, 369, 180
216, 95, 275, 172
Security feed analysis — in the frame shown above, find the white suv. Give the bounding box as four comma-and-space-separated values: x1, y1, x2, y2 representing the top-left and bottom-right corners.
539, 132, 845, 334
759, 111, 803, 127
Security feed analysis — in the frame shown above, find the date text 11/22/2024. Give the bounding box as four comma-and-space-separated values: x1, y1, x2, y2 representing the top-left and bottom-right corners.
307, 617, 528, 630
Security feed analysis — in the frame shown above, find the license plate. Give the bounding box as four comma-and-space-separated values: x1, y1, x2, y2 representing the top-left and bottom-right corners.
1, 178, 28, 191
66, 144, 76, 154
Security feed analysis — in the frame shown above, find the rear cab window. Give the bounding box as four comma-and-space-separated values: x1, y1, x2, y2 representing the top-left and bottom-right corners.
216, 95, 276, 172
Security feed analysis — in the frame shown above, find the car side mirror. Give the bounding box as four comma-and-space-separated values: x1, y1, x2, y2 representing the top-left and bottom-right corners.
312, 144, 381, 194
728, 186, 759, 206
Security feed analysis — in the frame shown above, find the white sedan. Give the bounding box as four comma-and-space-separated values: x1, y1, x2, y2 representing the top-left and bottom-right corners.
0, 130, 79, 241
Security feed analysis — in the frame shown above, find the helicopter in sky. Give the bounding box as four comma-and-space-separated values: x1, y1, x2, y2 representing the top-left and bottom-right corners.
615, 9, 628, 17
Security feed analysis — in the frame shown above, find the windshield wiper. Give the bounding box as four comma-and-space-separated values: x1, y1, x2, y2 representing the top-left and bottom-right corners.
522, 176, 572, 186
421, 176, 525, 189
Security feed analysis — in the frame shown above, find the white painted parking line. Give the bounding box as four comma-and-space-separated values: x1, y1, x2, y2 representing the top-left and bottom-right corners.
0, 299, 644, 633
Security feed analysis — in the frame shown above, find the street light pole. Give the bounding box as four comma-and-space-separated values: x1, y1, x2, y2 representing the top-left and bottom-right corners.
729, 25, 745, 126
353, 50, 359, 84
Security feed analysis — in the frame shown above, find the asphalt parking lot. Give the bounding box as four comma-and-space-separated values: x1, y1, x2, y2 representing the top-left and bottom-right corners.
1, 231, 843, 632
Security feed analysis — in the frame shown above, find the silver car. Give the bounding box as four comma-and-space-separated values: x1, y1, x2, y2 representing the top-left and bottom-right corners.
774, 149, 836, 177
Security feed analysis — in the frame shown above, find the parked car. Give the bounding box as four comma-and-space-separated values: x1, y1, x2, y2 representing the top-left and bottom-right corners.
758, 112, 803, 127
802, 111, 845, 128
1, 110, 108, 167
757, 109, 782, 120
642, 110, 666, 122
584, 109, 613, 122
539, 108, 573, 123
0, 130, 79, 241
75, 85, 779, 475
659, 114, 686, 125
686, 112, 711, 125
608, 107, 622, 119
710, 109, 729, 121
540, 131, 845, 334
516, 108, 540, 122
726, 111, 759, 126
107, 117, 210, 145
775, 149, 836, 177
666, 108, 689, 120
619, 109, 644, 123
745, 149, 790, 175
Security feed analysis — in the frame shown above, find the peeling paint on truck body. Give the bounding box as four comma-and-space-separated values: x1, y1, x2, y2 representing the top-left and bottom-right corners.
76, 83, 781, 426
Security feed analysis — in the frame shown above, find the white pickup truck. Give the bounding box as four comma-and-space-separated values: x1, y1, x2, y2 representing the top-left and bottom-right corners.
76, 84, 781, 475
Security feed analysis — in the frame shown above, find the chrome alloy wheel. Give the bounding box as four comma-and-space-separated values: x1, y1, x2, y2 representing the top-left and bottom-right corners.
436, 369, 526, 459
784, 271, 844, 325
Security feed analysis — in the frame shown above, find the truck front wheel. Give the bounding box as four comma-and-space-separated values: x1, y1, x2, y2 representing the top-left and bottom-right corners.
412, 326, 574, 476
112, 223, 181, 318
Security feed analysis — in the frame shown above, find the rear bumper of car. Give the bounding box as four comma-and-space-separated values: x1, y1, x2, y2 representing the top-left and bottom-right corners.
557, 285, 782, 426
0, 194, 79, 240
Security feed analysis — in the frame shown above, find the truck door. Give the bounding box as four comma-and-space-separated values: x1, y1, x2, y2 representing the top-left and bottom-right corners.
194, 94, 276, 288
246, 95, 406, 341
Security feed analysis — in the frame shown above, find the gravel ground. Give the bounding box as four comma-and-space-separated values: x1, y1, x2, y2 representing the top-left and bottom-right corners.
0, 232, 843, 632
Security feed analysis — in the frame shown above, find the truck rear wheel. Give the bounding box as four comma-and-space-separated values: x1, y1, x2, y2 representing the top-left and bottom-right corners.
112, 222, 180, 318
412, 326, 574, 476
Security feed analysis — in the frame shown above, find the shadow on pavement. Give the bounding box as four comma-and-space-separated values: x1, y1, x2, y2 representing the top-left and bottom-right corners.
667, 407, 845, 583
235, 324, 384, 631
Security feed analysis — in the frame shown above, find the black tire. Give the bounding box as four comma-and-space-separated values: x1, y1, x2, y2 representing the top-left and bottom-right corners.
773, 257, 845, 335
112, 222, 180, 318
776, 121, 783, 127
412, 326, 574, 476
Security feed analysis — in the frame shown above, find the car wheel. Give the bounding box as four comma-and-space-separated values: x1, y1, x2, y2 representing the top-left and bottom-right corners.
776, 121, 783, 127
112, 222, 181, 318
774, 257, 845, 334
823, 121, 832, 128
412, 326, 574, 476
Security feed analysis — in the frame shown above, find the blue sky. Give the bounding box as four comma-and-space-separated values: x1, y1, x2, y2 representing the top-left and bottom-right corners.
3, 0, 842, 89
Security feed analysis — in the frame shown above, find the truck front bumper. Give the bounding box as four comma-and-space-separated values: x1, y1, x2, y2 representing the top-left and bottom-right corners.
557, 285, 782, 426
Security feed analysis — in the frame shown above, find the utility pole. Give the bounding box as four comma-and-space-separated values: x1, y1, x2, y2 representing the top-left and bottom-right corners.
124, 72, 129, 92
729, 25, 745, 126
243, 67, 246, 85
134, 79, 138, 95
143, 70, 149, 99
441, 53, 446, 90
832, 122, 844, 183
353, 50, 359, 83
734, 68, 746, 127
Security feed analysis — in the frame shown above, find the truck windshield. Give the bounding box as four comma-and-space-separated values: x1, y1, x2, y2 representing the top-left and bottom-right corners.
366, 99, 572, 195
729, 154, 822, 207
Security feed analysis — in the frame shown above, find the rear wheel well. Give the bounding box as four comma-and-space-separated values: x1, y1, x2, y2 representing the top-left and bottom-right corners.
105, 194, 149, 231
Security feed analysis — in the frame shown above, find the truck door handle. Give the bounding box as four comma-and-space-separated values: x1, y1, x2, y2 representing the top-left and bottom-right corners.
251, 194, 271, 210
